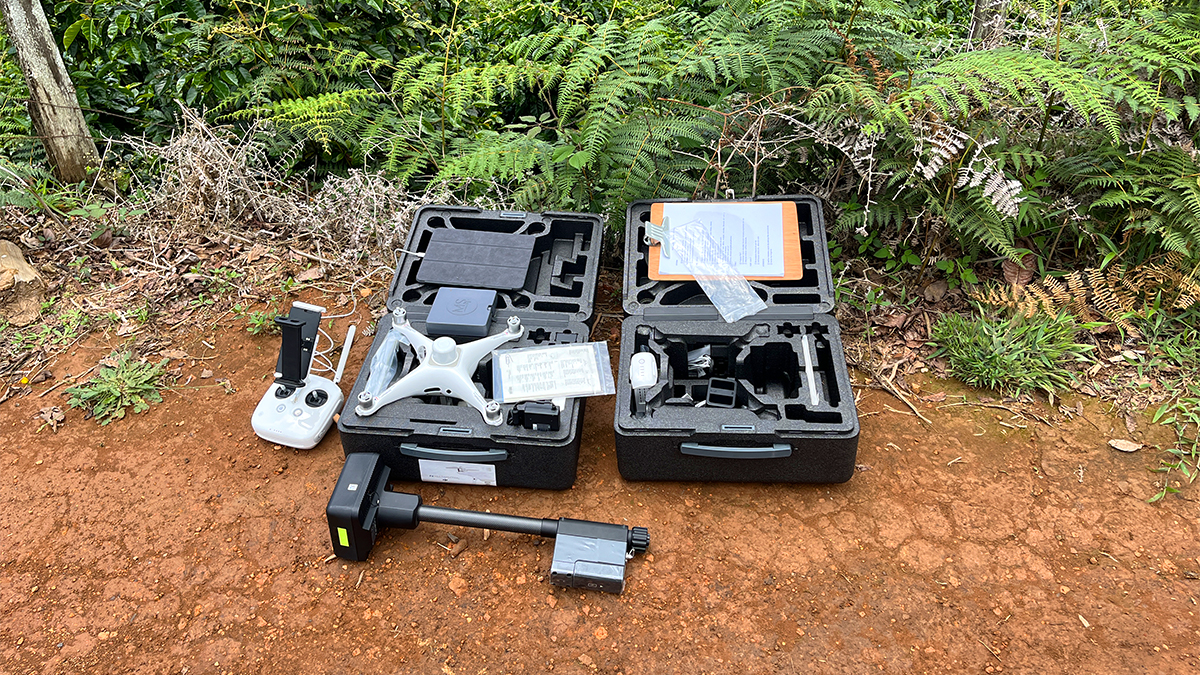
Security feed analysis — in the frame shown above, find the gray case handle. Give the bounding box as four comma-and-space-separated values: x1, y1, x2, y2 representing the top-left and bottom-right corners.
400, 444, 509, 463
680, 442, 792, 460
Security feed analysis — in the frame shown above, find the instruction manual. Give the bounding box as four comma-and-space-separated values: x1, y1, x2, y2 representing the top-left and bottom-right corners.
493, 342, 616, 404
657, 202, 786, 277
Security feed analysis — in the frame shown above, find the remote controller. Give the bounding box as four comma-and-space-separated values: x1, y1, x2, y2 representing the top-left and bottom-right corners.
251, 302, 354, 449
251, 373, 344, 449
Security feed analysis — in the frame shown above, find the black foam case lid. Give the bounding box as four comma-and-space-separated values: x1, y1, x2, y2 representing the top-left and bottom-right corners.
623, 196, 834, 321
391, 206, 603, 324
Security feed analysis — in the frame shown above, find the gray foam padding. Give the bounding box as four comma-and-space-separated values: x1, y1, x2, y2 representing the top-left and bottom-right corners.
416, 229, 535, 290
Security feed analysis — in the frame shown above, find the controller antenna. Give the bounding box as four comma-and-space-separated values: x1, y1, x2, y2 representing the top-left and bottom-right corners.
333, 325, 356, 385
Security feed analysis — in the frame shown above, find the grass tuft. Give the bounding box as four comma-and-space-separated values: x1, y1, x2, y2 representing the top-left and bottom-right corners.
931, 311, 1093, 398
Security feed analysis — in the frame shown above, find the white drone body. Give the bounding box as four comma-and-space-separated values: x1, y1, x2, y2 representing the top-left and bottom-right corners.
355, 307, 523, 426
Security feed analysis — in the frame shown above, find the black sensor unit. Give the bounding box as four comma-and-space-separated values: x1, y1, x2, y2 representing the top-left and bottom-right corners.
327, 453, 649, 593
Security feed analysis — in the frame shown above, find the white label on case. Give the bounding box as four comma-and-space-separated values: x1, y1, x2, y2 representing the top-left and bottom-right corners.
418, 459, 497, 486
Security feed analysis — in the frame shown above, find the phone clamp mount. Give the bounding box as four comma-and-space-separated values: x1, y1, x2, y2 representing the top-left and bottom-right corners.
251, 301, 350, 449
327, 453, 650, 594
354, 307, 523, 426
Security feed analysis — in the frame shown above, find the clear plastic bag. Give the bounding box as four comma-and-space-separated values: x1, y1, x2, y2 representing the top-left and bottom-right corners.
492, 342, 616, 403
359, 319, 409, 402
668, 215, 767, 322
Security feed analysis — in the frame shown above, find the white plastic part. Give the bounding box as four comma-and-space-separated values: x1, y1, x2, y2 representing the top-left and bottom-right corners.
430, 336, 459, 365
629, 352, 657, 418
629, 352, 658, 389
355, 307, 522, 426
802, 334, 818, 406
333, 325, 356, 385
251, 374, 344, 450
291, 300, 327, 314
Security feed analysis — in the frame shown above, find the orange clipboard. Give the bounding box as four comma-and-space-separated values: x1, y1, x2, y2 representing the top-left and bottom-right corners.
647, 201, 804, 281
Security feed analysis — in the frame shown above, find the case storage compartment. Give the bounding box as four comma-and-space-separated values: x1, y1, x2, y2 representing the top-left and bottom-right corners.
339, 207, 604, 489
614, 196, 859, 483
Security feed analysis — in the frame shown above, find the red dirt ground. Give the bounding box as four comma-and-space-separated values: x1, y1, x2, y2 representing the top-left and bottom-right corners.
2, 306, 1199, 675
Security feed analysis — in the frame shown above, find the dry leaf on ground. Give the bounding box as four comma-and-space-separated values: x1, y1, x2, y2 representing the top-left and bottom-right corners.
1108, 439, 1141, 453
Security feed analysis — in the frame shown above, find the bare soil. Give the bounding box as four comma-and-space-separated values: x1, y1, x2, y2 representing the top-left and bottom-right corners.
2, 306, 1199, 675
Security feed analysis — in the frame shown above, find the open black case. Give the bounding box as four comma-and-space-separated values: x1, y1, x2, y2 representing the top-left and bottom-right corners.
614, 196, 860, 483
337, 206, 603, 489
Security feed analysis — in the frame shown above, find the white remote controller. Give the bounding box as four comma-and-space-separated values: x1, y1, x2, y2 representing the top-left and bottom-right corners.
251, 373, 344, 449
251, 302, 355, 449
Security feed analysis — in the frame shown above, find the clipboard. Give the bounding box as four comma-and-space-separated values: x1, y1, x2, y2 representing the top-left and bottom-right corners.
647, 201, 804, 281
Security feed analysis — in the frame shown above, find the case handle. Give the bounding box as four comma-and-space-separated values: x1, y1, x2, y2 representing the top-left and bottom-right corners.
400, 444, 509, 462
680, 443, 791, 460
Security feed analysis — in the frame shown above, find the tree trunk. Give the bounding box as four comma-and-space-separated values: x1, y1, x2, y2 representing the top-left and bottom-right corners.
968, 0, 1007, 49
0, 0, 100, 183
0, 239, 45, 326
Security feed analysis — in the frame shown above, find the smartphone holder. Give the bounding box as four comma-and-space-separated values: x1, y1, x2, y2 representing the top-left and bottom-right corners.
251, 302, 350, 449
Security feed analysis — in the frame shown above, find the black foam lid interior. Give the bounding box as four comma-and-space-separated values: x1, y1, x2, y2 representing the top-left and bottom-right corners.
416, 229, 536, 290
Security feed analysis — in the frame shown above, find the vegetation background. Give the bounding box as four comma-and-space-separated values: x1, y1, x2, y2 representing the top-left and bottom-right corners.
1, 0, 1197, 265
1, 0, 1198, 493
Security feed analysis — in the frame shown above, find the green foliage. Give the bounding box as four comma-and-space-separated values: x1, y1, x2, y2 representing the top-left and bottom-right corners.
65, 353, 169, 425
7, 304, 92, 353
2, 0, 1198, 270
1138, 308, 1200, 502
1051, 147, 1200, 260
238, 308, 282, 335
931, 311, 1094, 398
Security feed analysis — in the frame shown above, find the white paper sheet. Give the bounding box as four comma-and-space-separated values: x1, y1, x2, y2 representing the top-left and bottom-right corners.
658, 202, 785, 277
418, 459, 497, 486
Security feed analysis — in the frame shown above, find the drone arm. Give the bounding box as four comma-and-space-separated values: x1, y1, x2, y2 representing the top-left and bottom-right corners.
458, 317, 523, 366
394, 322, 432, 360
362, 373, 429, 413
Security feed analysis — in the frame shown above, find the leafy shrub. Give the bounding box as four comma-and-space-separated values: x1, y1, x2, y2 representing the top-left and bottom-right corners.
66, 353, 169, 425
5, 0, 1199, 271
930, 311, 1094, 398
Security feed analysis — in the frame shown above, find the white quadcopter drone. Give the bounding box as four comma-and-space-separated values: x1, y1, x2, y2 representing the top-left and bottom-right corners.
354, 307, 523, 425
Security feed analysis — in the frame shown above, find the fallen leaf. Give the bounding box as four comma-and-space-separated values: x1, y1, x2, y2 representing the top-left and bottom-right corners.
93, 228, 114, 249
875, 312, 909, 329
1002, 253, 1035, 286
1108, 439, 1141, 453
200, 369, 214, 379
35, 406, 65, 431
246, 245, 267, 262
923, 280, 948, 303
294, 266, 325, 283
